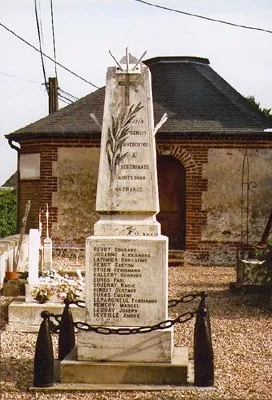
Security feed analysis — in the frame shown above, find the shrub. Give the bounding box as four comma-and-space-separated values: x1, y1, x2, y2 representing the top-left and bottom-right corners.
0, 189, 17, 238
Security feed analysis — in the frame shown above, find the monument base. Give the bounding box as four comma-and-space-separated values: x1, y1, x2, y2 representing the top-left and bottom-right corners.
77, 327, 173, 363
59, 346, 188, 386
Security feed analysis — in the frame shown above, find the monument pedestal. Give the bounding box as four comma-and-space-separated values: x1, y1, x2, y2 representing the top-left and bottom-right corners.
76, 234, 172, 364
85, 235, 168, 324
59, 346, 188, 387
94, 214, 161, 236
77, 328, 173, 363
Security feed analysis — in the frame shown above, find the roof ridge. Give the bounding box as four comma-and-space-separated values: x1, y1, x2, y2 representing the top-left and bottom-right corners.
144, 56, 210, 65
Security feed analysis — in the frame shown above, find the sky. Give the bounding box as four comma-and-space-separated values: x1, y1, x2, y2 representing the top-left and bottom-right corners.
0, 0, 271, 185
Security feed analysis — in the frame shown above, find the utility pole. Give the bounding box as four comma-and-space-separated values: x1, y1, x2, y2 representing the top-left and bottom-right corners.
48, 77, 59, 114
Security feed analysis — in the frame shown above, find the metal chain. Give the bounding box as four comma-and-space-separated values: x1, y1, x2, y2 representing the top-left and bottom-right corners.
72, 311, 196, 335
47, 313, 62, 333
168, 292, 205, 308
69, 299, 85, 308
45, 291, 205, 334
70, 291, 206, 309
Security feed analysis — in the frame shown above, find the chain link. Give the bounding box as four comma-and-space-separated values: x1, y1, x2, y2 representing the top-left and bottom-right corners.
168, 291, 205, 308
72, 311, 196, 335
70, 299, 85, 308
47, 313, 62, 333
46, 291, 204, 335
70, 292, 205, 309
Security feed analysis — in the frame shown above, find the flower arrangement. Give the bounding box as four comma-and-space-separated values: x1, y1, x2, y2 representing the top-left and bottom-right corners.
55, 282, 81, 302
31, 285, 55, 304
30, 268, 85, 304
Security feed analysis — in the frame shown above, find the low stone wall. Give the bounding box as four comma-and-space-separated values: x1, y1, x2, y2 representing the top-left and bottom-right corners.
7, 298, 85, 332
184, 242, 239, 267
0, 234, 29, 286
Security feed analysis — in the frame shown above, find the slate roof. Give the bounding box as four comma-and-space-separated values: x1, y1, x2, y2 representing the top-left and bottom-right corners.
6, 56, 272, 141
1, 172, 17, 189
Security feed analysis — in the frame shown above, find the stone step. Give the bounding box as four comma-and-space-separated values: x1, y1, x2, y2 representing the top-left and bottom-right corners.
168, 250, 184, 267
59, 346, 188, 386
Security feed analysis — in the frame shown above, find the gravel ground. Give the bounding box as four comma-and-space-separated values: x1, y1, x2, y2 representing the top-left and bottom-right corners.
1, 264, 271, 400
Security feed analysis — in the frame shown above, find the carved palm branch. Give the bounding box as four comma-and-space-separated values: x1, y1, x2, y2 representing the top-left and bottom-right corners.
106, 102, 144, 183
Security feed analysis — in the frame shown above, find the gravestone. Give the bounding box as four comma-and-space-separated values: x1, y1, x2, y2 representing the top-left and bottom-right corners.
24, 228, 40, 303
77, 54, 172, 363
43, 238, 52, 270
43, 204, 53, 270
28, 229, 40, 284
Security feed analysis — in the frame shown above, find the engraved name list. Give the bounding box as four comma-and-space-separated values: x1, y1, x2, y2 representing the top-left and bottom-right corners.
89, 239, 165, 326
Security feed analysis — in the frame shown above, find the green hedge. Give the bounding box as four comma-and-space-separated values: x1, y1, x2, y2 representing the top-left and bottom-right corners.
0, 189, 17, 238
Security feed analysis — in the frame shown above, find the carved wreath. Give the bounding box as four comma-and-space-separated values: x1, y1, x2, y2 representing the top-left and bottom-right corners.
106, 102, 143, 184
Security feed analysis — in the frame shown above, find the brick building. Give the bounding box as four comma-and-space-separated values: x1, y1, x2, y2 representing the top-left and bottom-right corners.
5, 56, 272, 265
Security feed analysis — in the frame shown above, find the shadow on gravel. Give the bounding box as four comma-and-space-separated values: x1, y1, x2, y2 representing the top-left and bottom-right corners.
171, 288, 271, 320
209, 290, 271, 319
1, 357, 33, 391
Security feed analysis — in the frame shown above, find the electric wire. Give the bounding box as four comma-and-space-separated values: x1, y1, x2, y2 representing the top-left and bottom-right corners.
34, 0, 48, 92
1, 71, 78, 105
59, 98, 70, 105
58, 87, 79, 101
135, 0, 272, 35
58, 94, 71, 105
0, 71, 41, 84
37, 0, 45, 51
38, 0, 49, 83
58, 93, 74, 104
0, 22, 99, 89
50, 0, 58, 77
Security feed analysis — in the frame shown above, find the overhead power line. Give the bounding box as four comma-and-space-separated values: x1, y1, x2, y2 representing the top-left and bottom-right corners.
135, 0, 272, 34
0, 71, 41, 84
50, 0, 58, 77
34, 0, 48, 92
1, 72, 80, 104
59, 87, 79, 101
58, 87, 80, 105
0, 21, 99, 88
58, 94, 71, 105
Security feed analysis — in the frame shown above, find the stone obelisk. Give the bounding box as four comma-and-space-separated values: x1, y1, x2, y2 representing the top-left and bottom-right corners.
77, 52, 172, 363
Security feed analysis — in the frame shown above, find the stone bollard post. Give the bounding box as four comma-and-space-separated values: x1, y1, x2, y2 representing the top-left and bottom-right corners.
194, 293, 214, 387
33, 311, 54, 387
58, 298, 76, 361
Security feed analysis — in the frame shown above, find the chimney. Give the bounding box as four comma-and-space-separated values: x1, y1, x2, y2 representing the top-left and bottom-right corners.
48, 77, 59, 114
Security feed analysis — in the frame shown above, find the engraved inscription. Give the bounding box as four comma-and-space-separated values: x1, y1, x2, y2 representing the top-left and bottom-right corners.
92, 245, 158, 322
96, 64, 159, 212
106, 103, 144, 184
